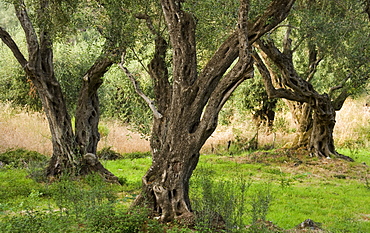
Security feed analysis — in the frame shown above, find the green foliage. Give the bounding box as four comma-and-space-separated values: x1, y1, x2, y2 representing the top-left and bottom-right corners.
97, 147, 123, 160
99, 65, 153, 136
286, 0, 370, 96
0, 173, 165, 233
249, 185, 273, 225
53, 34, 104, 113
190, 166, 252, 231
0, 168, 45, 207
0, 148, 48, 169
0, 4, 42, 110
87, 206, 164, 233
122, 151, 151, 160
48, 174, 117, 218
1, 152, 370, 232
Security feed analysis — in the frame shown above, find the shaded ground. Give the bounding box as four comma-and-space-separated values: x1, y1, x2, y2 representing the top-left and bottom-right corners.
217, 148, 369, 182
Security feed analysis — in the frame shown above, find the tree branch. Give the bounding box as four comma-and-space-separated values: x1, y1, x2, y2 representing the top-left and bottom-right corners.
161, 0, 197, 85
119, 52, 163, 119
148, 36, 171, 114
248, 0, 296, 44
0, 26, 28, 67
255, 39, 315, 97
14, 0, 39, 68
136, 13, 160, 37
252, 51, 308, 102
196, 0, 296, 103
328, 74, 351, 96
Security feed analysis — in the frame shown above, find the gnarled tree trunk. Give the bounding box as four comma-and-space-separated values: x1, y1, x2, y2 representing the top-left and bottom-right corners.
75, 48, 121, 181
129, 0, 296, 222
285, 101, 313, 148
253, 34, 353, 161
0, 1, 119, 181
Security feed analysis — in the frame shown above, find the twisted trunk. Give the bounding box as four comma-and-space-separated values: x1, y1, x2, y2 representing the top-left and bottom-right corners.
285, 101, 313, 148
131, 0, 295, 222
1, 1, 119, 180
253, 37, 353, 161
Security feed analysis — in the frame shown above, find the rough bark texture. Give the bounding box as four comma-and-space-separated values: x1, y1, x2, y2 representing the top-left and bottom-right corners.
74, 48, 120, 182
1, 1, 118, 181
253, 35, 353, 161
286, 101, 313, 148
132, 0, 296, 222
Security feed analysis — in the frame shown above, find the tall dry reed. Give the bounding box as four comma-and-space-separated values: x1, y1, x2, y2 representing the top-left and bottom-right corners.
1, 97, 369, 156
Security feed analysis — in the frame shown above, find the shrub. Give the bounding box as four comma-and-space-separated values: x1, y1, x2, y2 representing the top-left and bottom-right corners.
87, 206, 164, 233
97, 147, 122, 160
0, 148, 48, 169
122, 151, 151, 159
190, 166, 252, 232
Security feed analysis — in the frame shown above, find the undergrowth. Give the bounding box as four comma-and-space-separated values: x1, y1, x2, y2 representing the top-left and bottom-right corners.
1, 148, 369, 232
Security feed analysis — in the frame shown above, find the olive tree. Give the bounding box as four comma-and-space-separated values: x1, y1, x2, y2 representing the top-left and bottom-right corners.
0, 0, 132, 180
252, 0, 369, 160
120, 0, 295, 222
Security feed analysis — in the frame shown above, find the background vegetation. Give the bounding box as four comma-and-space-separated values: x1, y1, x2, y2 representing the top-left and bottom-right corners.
1, 0, 369, 231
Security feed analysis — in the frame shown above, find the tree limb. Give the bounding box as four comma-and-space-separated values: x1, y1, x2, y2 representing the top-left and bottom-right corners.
14, 0, 39, 68
136, 13, 160, 37
328, 74, 351, 96
196, 0, 296, 103
161, 0, 197, 86
148, 36, 171, 114
0, 27, 28, 67
252, 51, 308, 102
119, 52, 163, 119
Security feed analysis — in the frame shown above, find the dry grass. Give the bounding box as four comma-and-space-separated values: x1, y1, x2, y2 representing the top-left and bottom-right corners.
334, 98, 370, 147
0, 102, 52, 155
97, 120, 150, 153
0, 102, 150, 155
0, 97, 369, 156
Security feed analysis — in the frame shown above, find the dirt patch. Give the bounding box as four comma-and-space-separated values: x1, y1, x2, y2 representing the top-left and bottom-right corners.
221, 148, 369, 180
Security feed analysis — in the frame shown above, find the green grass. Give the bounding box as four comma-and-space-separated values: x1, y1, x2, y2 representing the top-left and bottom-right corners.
192, 152, 370, 232
1, 149, 370, 232
337, 148, 370, 165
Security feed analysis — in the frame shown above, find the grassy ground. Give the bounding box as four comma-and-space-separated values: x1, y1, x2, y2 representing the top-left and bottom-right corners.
1, 149, 369, 232
0, 98, 369, 232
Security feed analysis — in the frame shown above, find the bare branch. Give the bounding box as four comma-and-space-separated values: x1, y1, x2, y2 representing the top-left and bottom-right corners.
119, 52, 163, 119
136, 13, 160, 37
0, 26, 28, 67
252, 50, 308, 102
14, 1, 39, 68
328, 74, 351, 96
130, 48, 150, 74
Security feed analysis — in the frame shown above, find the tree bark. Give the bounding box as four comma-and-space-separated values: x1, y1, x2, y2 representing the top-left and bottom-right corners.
1, 1, 119, 180
74, 47, 120, 182
285, 101, 313, 148
132, 0, 296, 222
253, 38, 353, 161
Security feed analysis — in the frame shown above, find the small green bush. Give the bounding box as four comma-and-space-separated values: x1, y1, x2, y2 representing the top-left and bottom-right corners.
122, 151, 151, 159
190, 166, 252, 232
0, 148, 48, 169
97, 147, 122, 160
87, 206, 164, 233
